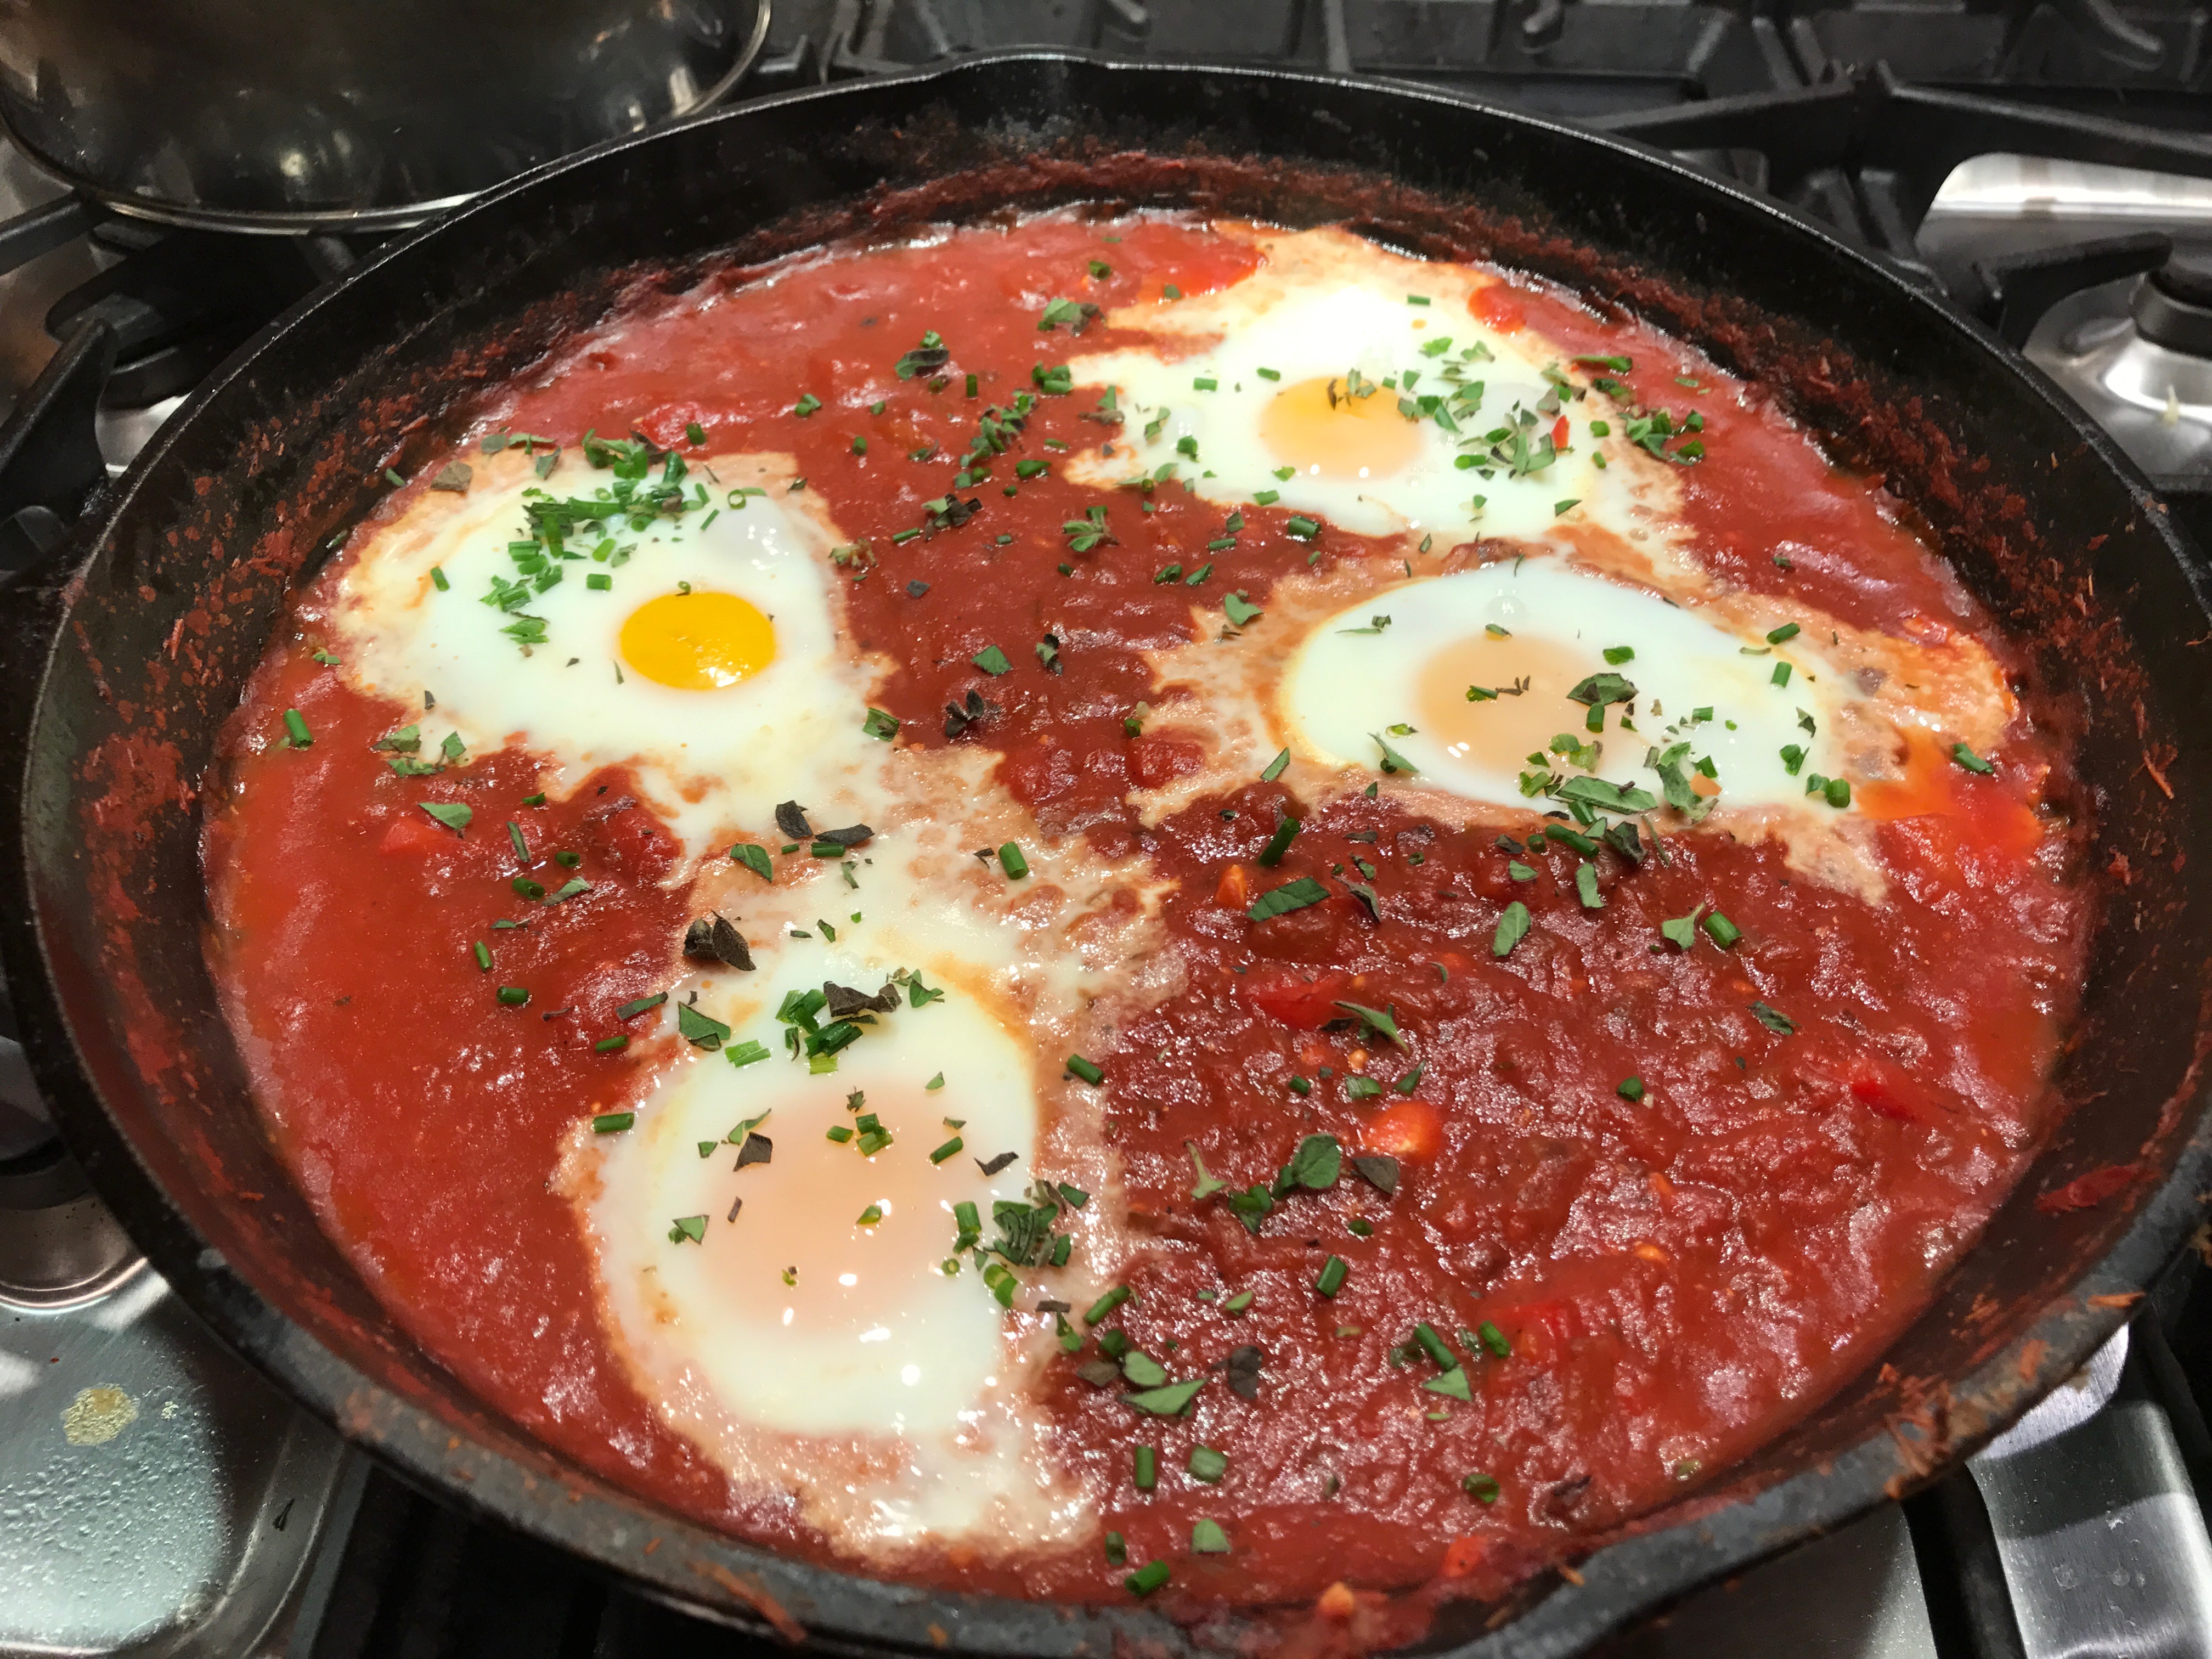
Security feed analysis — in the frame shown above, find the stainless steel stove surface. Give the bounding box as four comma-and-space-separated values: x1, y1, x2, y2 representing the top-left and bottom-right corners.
3, 3, 2212, 1654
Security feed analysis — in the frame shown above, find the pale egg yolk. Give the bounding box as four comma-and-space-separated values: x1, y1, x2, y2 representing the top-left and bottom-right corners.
1260, 376, 1425, 481
619, 590, 776, 690
700, 1089, 954, 1331
1415, 633, 1608, 773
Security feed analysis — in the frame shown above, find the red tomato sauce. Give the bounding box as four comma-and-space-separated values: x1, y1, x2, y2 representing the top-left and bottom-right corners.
205, 210, 2089, 1620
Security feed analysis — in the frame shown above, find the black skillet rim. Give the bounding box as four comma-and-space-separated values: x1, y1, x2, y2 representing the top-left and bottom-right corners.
3, 47, 2210, 1659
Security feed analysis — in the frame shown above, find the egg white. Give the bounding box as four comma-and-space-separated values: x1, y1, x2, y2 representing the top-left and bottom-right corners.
1283, 561, 1849, 818
327, 449, 884, 856
582, 841, 1115, 1553
1063, 228, 1681, 548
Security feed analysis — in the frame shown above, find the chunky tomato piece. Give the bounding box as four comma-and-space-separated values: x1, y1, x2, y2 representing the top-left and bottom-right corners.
1469, 285, 1526, 331
1239, 965, 1355, 1029
377, 811, 451, 857
1363, 1099, 1444, 1161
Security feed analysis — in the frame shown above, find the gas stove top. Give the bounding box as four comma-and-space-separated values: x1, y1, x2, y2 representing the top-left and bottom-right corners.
4, 3, 2212, 1655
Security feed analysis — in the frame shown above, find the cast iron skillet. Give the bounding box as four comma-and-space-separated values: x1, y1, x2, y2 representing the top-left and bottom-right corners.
3, 52, 2211, 1658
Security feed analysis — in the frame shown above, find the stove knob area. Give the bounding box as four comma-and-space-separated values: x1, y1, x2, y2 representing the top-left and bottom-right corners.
2131, 254, 2212, 357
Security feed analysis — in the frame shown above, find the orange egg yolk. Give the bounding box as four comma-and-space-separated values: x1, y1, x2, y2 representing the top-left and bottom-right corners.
1259, 376, 1426, 481
1414, 632, 1604, 773
699, 1088, 963, 1329
619, 590, 776, 690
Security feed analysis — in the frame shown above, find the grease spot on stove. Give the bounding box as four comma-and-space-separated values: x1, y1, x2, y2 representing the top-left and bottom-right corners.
61, 1385, 137, 1446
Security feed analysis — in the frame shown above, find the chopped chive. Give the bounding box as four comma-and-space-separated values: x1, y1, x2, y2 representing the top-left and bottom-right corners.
1260, 747, 1290, 782
1125, 1560, 1170, 1596
616, 992, 668, 1020
1477, 1320, 1511, 1357
998, 842, 1030, 879
1134, 1445, 1158, 1489
592, 1111, 633, 1133
1767, 622, 1801, 644
1066, 1053, 1103, 1085
1414, 1323, 1455, 1369
1953, 742, 1994, 774
472, 940, 492, 972
1314, 1256, 1348, 1297
496, 986, 529, 1006
430, 566, 450, 591
1703, 911, 1742, 948
281, 708, 312, 747
1086, 1285, 1131, 1325
594, 1035, 629, 1054
930, 1136, 964, 1164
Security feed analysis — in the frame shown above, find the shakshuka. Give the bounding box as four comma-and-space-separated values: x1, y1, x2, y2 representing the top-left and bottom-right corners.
202, 210, 2089, 1621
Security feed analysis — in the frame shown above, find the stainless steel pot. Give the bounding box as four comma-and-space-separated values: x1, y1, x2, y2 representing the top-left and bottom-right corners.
0, 0, 770, 233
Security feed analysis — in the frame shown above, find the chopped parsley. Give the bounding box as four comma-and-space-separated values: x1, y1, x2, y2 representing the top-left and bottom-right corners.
1246, 877, 1329, 921
1749, 1001, 1797, 1035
